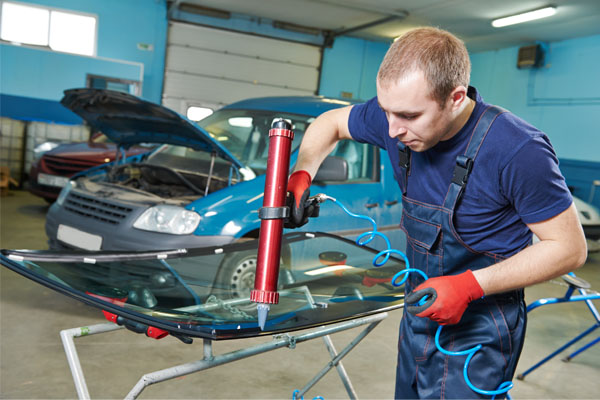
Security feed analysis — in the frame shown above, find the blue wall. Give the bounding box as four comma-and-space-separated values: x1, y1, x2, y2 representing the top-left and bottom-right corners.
319, 36, 390, 101
0, 0, 167, 122
470, 34, 600, 208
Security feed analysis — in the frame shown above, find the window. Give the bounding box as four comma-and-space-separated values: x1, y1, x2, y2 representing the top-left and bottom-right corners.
330, 140, 377, 182
87, 75, 141, 96
187, 106, 214, 122
0, 1, 96, 56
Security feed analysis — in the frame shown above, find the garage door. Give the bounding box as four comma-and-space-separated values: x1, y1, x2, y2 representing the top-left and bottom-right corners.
163, 22, 321, 116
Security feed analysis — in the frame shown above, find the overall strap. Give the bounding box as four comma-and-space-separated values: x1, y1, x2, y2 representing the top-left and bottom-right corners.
396, 141, 411, 195
443, 105, 507, 211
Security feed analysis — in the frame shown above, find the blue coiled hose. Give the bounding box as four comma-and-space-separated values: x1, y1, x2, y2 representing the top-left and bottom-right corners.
322, 195, 513, 399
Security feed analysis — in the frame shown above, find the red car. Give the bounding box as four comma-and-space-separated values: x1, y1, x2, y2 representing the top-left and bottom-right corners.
28, 133, 151, 202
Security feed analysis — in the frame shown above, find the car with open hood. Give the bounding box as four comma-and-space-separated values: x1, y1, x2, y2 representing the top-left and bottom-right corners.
28, 132, 152, 203
46, 89, 405, 253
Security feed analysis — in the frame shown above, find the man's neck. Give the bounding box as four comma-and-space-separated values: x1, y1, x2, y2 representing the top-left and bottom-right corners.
445, 97, 476, 141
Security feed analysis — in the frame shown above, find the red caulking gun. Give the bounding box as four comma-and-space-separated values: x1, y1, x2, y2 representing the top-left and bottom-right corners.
251, 118, 295, 330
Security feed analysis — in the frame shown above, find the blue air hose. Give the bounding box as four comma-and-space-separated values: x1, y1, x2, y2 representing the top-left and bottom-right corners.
320, 195, 513, 399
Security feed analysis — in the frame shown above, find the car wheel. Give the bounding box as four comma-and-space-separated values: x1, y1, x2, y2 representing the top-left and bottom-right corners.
217, 250, 258, 300
214, 246, 292, 303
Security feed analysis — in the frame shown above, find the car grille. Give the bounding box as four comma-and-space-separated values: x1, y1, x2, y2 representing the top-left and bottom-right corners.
42, 155, 100, 176
64, 192, 133, 225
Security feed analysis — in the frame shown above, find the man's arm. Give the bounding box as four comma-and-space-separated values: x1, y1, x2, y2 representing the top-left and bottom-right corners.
473, 202, 588, 294
408, 203, 587, 325
294, 106, 354, 177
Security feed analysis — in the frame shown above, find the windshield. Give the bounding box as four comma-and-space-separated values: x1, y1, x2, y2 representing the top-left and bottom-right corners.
143, 109, 313, 179
196, 109, 312, 172
1, 232, 405, 340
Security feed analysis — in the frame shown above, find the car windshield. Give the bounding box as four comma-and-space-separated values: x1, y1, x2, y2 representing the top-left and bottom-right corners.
147, 109, 313, 175
0, 232, 405, 340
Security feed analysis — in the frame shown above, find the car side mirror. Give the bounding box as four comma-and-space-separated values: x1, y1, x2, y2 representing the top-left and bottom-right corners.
313, 156, 348, 183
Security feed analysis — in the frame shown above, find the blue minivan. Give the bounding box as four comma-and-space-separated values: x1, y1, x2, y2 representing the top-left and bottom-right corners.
46, 89, 406, 297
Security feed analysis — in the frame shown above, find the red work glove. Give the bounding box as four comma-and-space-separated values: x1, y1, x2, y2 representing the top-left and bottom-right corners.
405, 270, 484, 325
284, 170, 312, 228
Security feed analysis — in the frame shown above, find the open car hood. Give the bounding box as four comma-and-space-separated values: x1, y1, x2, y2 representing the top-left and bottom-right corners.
61, 89, 244, 169
0, 232, 405, 340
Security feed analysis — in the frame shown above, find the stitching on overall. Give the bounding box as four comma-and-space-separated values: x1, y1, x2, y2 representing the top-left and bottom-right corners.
415, 321, 433, 362
441, 183, 458, 211
446, 210, 508, 261
415, 364, 420, 394
441, 335, 453, 400
402, 219, 440, 254
470, 111, 508, 159
446, 211, 480, 255
496, 301, 513, 364
404, 212, 441, 229
403, 195, 444, 211
437, 230, 444, 276
488, 305, 509, 368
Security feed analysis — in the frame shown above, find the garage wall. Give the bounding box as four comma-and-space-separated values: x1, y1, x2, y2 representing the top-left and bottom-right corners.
470, 33, 600, 208
0, 0, 167, 122
0, 44, 142, 123
319, 36, 390, 101
163, 22, 321, 115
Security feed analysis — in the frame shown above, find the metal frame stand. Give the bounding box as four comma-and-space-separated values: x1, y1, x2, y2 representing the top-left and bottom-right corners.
517, 276, 600, 380
60, 312, 388, 399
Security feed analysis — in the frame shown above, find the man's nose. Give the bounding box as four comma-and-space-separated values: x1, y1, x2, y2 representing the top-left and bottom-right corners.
388, 116, 407, 138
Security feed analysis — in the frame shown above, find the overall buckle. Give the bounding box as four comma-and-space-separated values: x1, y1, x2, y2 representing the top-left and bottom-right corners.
452, 156, 474, 186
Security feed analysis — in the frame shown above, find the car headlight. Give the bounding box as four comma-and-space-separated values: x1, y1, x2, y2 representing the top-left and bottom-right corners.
56, 180, 76, 206
133, 205, 201, 235
33, 142, 60, 161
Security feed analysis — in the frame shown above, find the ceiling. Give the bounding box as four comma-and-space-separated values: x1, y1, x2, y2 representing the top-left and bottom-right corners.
169, 0, 600, 52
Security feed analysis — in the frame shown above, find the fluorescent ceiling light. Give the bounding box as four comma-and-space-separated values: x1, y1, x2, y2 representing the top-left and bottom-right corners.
492, 6, 556, 28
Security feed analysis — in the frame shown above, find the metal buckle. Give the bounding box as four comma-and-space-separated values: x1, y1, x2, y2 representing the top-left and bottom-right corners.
452, 156, 474, 186
397, 142, 411, 172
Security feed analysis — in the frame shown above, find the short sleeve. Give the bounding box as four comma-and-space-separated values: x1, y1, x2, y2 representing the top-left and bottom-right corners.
348, 96, 388, 149
500, 135, 572, 224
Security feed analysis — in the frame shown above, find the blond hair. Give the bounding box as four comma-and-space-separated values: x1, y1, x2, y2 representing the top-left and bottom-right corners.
377, 27, 471, 107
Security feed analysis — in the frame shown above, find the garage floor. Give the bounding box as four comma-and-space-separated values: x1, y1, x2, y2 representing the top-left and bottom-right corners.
1, 190, 599, 399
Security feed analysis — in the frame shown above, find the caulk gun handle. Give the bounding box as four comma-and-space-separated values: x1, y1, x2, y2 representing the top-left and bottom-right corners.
303, 193, 328, 218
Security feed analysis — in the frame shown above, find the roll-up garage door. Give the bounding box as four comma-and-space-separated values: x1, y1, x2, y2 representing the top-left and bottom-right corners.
163, 22, 321, 115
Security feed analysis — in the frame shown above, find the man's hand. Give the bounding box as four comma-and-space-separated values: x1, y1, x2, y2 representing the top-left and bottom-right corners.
405, 270, 484, 325
284, 170, 312, 228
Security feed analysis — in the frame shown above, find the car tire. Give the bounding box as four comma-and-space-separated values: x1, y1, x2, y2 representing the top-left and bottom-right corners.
213, 245, 293, 303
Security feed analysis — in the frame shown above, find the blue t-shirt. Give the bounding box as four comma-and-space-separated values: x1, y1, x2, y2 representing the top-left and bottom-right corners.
348, 87, 572, 257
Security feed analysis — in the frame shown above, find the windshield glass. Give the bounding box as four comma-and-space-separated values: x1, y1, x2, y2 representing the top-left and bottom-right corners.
145, 109, 313, 176
1, 232, 405, 340
198, 109, 312, 172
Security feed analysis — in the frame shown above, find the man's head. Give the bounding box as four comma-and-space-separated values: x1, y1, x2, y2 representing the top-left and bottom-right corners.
377, 27, 471, 107
376, 27, 473, 151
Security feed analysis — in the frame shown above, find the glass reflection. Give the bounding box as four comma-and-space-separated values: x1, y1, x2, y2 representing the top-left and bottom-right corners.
1, 232, 405, 339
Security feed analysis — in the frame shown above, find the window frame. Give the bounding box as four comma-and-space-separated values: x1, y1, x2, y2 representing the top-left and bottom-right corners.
86, 74, 141, 96
0, 0, 98, 57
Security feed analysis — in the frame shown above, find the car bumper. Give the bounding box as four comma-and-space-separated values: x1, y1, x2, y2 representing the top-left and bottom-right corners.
26, 180, 61, 201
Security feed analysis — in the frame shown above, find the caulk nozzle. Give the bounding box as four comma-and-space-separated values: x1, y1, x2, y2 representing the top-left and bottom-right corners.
257, 303, 270, 331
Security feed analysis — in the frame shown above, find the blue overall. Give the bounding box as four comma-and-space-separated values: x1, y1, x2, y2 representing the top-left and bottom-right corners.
394, 106, 527, 399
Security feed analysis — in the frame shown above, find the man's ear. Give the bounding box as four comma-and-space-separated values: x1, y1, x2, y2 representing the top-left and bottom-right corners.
449, 86, 468, 111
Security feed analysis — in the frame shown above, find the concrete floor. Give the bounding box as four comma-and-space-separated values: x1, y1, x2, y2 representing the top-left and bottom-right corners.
1, 189, 599, 399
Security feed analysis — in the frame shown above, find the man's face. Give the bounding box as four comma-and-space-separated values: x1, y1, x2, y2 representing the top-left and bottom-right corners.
376, 71, 455, 152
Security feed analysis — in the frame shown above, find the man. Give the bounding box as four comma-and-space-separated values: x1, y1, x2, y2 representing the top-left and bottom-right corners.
286, 27, 587, 398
